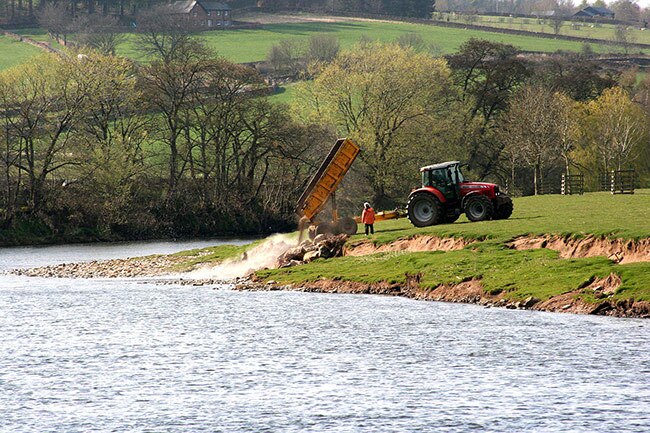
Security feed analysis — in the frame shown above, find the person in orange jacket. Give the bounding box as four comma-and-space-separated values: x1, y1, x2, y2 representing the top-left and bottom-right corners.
361, 202, 375, 235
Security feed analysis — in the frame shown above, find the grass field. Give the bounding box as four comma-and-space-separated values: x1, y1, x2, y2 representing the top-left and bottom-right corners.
115, 21, 630, 63
178, 190, 650, 303
3, 17, 646, 72
441, 13, 650, 46
0, 35, 43, 70
268, 82, 299, 104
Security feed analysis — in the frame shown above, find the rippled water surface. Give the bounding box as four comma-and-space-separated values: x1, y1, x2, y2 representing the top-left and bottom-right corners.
1, 242, 649, 432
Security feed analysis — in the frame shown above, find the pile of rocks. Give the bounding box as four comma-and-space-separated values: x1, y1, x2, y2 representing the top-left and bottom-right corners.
11, 255, 184, 279
277, 234, 348, 267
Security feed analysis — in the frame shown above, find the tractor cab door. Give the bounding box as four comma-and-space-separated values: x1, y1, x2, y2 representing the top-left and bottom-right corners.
427, 168, 458, 201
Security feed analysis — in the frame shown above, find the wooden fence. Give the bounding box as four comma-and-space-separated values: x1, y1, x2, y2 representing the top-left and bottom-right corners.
561, 173, 584, 195
599, 169, 636, 194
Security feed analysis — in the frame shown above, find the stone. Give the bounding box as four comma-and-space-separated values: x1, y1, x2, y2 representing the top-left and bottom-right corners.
281, 246, 306, 262
521, 296, 540, 309
303, 251, 321, 262
313, 234, 329, 245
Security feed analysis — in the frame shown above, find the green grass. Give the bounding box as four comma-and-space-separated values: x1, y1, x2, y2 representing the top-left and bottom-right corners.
4, 18, 644, 72
244, 190, 650, 302
441, 14, 650, 48
0, 35, 43, 70
357, 190, 650, 246
116, 21, 634, 64
268, 82, 298, 104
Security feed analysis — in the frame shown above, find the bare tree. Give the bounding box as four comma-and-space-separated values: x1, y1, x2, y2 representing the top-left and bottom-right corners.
77, 13, 125, 55
614, 25, 635, 54
135, 5, 195, 63
549, 16, 564, 35
267, 39, 303, 75
37, 3, 71, 44
307, 34, 340, 63
500, 85, 566, 195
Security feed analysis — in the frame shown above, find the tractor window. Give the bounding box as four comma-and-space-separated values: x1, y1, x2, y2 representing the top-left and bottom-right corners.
455, 166, 465, 183
423, 169, 449, 186
422, 171, 431, 187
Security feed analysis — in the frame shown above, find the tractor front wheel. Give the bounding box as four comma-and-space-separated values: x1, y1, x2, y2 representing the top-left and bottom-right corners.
407, 192, 442, 227
494, 198, 514, 220
464, 195, 494, 222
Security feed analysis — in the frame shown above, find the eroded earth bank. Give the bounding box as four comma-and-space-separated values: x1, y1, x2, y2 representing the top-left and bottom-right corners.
11, 232, 650, 319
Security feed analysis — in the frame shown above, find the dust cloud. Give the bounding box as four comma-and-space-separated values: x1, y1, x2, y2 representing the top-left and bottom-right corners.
187, 234, 298, 280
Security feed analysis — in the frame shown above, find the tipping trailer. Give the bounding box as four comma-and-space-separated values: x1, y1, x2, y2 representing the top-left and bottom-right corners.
296, 138, 361, 238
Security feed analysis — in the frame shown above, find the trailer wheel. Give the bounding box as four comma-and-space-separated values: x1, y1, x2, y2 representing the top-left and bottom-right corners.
465, 195, 494, 222
407, 192, 442, 227
315, 222, 335, 236
337, 217, 358, 235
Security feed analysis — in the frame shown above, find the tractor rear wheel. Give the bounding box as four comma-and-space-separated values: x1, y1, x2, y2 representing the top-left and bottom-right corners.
494, 199, 514, 220
337, 217, 358, 235
464, 195, 494, 222
407, 192, 442, 227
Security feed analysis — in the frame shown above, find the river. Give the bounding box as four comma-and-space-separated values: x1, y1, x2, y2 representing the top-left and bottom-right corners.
1, 240, 649, 432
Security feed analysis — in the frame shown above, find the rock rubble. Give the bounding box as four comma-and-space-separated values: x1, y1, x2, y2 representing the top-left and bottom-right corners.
276, 234, 348, 268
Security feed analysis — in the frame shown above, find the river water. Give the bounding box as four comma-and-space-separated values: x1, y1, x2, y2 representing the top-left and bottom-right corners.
0, 240, 649, 433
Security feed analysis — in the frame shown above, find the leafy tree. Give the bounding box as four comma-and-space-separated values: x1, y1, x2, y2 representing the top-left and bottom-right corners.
295, 43, 456, 207
448, 38, 530, 179
0, 55, 87, 214
531, 54, 617, 101
579, 87, 650, 173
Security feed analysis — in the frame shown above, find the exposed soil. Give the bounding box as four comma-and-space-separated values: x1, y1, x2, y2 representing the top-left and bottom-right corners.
508, 235, 650, 264
345, 236, 469, 256
239, 271, 649, 318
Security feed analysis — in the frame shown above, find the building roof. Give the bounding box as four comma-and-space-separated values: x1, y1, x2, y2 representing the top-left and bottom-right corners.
420, 161, 461, 171
573, 6, 615, 17
170, 0, 196, 14
169, 0, 230, 14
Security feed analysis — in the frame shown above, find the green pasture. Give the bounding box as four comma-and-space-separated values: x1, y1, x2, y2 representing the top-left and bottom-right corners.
441, 13, 650, 47
0, 35, 43, 70
3, 18, 647, 72
177, 190, 650, 303
268, 82, 298, 104
115, 20, 627, 63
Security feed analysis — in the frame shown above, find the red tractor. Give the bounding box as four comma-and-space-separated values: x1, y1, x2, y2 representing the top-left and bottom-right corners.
407, 161, 513, 227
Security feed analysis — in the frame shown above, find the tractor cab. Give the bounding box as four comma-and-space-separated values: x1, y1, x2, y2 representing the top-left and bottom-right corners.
420, 161, 464, 201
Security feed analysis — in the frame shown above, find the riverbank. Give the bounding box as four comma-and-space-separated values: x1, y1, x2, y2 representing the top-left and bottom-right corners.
10, 191, 650, 318
233, 274, 650, 318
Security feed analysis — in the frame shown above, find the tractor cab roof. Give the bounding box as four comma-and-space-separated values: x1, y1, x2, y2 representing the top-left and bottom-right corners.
419, 161, 461, 172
